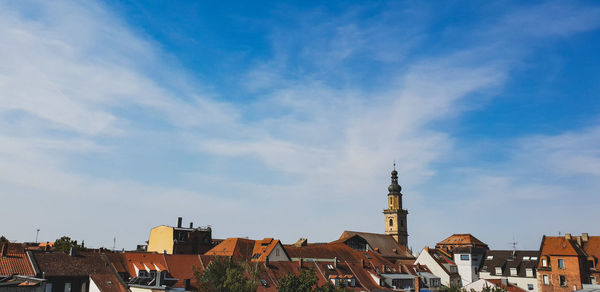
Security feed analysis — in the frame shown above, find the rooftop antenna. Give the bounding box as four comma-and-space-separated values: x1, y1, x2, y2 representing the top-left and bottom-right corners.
393, 160, 396, 170
113, 237, 116, 251
35, 229, 40, 244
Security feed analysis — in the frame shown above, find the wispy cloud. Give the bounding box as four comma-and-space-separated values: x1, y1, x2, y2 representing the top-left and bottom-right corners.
0, 0, 598, 250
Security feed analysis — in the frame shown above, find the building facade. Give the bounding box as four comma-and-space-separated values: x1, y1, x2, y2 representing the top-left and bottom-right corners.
383, 166, 409, 246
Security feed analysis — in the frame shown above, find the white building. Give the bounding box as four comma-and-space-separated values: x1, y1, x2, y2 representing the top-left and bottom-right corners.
453, 246, 487, 286
415, 247, 461, 287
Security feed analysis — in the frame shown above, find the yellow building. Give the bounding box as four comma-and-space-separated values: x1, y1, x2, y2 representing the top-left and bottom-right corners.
147, 217, 213, 254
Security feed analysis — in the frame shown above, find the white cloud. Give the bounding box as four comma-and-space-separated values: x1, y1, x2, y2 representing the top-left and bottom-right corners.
0, 0, 599, 251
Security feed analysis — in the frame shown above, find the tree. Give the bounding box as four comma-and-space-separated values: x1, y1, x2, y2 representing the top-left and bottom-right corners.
0, 235, 8, 244
279, 268, 348, 292
194, 257, 256, 292
53, 236, 84, 253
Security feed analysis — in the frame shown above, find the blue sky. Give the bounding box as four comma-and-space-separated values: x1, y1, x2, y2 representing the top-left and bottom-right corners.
1, 0, 599, 252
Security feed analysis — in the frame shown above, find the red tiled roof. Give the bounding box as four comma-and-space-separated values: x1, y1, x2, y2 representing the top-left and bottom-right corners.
437, 234, 488, 248
487, 279, 527, 292
164, 254, 203, 288
0, 243, 35, 276
335, 231, 414, 260
205, 238, 255, 259
90, 273, 128, 292
121, 252, 168, 277
251, 238, 283, 262
540, 236, 584, 256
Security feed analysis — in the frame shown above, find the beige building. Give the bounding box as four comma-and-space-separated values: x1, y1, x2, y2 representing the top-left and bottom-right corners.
147, 217, 213, 254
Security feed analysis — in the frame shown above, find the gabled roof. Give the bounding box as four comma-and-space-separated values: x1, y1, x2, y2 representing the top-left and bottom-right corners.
205, 238, 255, 259
251, 238, 288, 262
0, 243, 35, 276
335, 231, 414, 260
539, 236, 586, 257
436, 234, 488, 249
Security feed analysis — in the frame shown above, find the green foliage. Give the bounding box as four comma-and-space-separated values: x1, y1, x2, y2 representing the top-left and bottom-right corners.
193, 257, 256, 292
278, 268, 318, 292
53, 236, 84, 253
279, 268, 348, 292
0, 235, 8, 243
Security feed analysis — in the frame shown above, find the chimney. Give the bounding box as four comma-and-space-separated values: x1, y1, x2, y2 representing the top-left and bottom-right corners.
69, 241, 78, 257
361, 259, 365, 268
45, 242, 50, 252
299, 258, 303, 269
582, 233, 589, 242
189, 222, 193, 229
1, 243, 6, 258
177, 217, 182, 228
565, 233, 572, 240
184, 279, 191, 291
382, 264, 386, 272
577, 237, 582, 246
414, 275, 420, 292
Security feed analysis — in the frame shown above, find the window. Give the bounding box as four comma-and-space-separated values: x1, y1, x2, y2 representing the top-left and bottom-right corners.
510, 268, 517, 276
495, 267, 502, 275
543, 275, 549, 285
327, 264, 335, 270
64, 283, 71, 292
542, 259, 547, 267
526, 268, 533, 277
523, 256, 530, 261
528, 284, 534, 291
531, 257, 538, 260
461, 254, 470, 261
591, 277, 596, 284
487, 255, 494, 260
558, 259, 565, 269
389, 219, 393, 227
260, 279, 268, 287
560, 275, 566, 286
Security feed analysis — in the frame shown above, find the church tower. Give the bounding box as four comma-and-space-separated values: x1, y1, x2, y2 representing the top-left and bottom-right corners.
383, 164, 409, 246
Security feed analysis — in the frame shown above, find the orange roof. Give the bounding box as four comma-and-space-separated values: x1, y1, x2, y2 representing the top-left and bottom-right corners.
90, 273, 128, 292
540, 236, 585, 256
205, 238, 255, 259
121, 252, 168, 276
251, 238, 282, 262
582, 236, 600, 260
0, 243, 35, 276
164, 254, 203, 288
437, 234, 488, 248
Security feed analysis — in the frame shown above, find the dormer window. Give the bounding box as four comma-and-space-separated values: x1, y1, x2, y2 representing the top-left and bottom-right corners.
461, 254, 470, 261
487, 255, 493, 260
510, 268, 517, 276
526, 268, 533, 277
542, 258, 548, 267
495, 267, 502, 275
